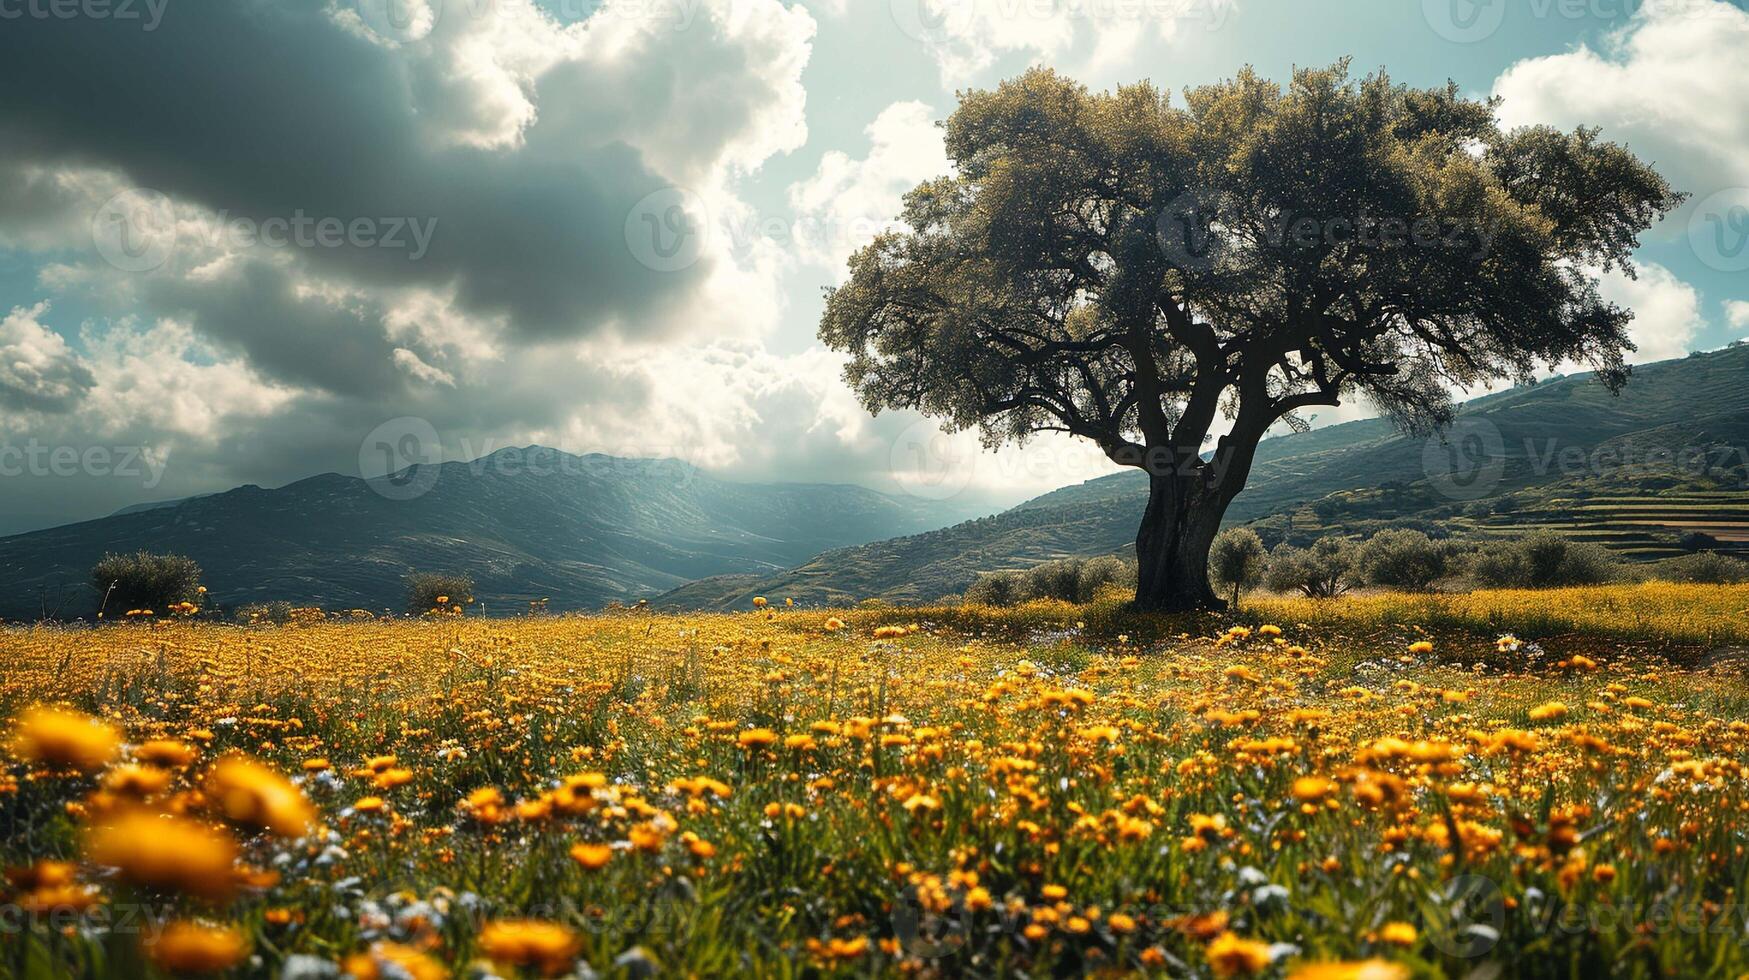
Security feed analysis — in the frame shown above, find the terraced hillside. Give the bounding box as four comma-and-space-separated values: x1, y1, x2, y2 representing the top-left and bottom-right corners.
664, 344, 1749, 608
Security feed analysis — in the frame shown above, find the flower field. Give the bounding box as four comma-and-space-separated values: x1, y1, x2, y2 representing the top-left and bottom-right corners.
5, 590, 1749, 978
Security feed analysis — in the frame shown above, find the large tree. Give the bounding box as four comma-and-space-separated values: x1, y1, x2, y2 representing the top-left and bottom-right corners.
819, 62, 1682, 611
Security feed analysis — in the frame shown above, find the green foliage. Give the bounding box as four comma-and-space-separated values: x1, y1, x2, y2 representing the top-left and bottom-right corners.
1465, 531, 1622, 588
1355, 529, 1447, 591
235, 601, 297, 625
1208, 528, 1267, 606
405, 572, 475, 615
1651, 551, 1749, 585
1076, 555, 1137, 602
963, 556, 1136, 607
964, 570, 1024, 607
1265, 538, 1359, 599
818, 61, 1679, 609
90, 551, 201, 617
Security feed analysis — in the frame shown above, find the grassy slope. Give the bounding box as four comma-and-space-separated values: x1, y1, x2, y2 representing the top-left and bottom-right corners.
663, 345, 1749, 609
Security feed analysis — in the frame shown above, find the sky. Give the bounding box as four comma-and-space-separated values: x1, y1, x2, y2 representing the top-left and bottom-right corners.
0, 0, 1745, 534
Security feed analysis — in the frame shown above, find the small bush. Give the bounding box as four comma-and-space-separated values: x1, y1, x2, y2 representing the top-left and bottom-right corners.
1023, 559, 1084, 604
1075, 555, 1136, 603
91, 551, 202, 618
1652, 551, 1749, 584
1464, 531, 1622, 588
964, 570, 1024, 607
1264, 538, 1358, 599
405, 572, 475, 615
1356, 529, 1447, 591
1208, 528, 1267, 606
235, 601, 297, 625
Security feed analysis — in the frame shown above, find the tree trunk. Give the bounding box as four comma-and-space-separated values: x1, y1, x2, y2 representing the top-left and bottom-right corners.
1133, 473, 1227, 612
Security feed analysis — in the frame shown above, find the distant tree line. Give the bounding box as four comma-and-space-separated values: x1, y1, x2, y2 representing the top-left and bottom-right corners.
958, 528, 1749, 607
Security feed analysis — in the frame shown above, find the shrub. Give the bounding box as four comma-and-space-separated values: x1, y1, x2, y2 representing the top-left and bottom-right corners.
1356, 529, 1447, 591
1466, 542, 1528, 588
964, 570, 1024, 607
1208, 528, 1267, 607
235, 601, 297, 625
1023, 559, 1084, 603
1075, 555, 1136, 603
1264, 538, 1358, 599
1652, 551, 1749, 585
1464, 531, 1622, 588
405, 572, 475, 615
91, 551, 202, 618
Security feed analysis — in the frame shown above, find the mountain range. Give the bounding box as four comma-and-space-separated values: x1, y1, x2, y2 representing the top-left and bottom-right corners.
660, 343, 1749, 608
0, 449, 977, 620
5, 344, 1748, 620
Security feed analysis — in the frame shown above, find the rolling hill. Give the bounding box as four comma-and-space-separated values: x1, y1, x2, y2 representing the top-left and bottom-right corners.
0, 449, 977, 621
660, 344, 1749, 609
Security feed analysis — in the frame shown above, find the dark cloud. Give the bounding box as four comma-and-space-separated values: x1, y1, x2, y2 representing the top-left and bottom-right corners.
0, 0, 710, 341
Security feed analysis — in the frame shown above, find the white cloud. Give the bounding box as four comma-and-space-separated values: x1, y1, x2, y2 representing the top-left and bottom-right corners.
1492, 0, 1749, 203
1596, 261, 1704, 364
0, 303, 95, 414
892, 0, 1232, 84
787, 101, 950, 278
1726, 299, 1749, 333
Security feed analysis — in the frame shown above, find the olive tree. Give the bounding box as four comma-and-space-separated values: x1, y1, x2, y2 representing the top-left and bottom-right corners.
819, 62, 1681, 610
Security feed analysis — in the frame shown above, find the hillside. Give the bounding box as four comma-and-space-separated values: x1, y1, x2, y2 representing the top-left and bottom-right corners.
0, 449, 976, 620
661, 345, 1749, 608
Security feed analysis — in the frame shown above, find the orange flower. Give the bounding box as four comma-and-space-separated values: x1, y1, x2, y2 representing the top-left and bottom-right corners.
1374, 922, 1417, 947
570, 842, 613, 870
84, 811, 238, 901
205, 755, 314, 837
1288, 961, 1409, 980
12, 705, 120, 772
145, 921, 248, 973
344, 942, 449, 980
737, 728, 779, 749
1206, 932, 1272, 977
136, 739, 197, 768
477, 920, 582, 977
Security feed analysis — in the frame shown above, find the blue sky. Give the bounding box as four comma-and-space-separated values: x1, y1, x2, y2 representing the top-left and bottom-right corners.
0, 0, 1745, 533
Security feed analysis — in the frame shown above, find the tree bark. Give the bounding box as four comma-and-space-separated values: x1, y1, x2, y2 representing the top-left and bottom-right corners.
1132, 472, 1228, 612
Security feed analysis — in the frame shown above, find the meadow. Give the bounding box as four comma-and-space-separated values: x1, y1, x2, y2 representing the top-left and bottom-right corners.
5, 586, 1749, 978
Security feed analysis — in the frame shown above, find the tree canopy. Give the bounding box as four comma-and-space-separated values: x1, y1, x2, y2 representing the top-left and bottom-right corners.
820, 61, 1683, 609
